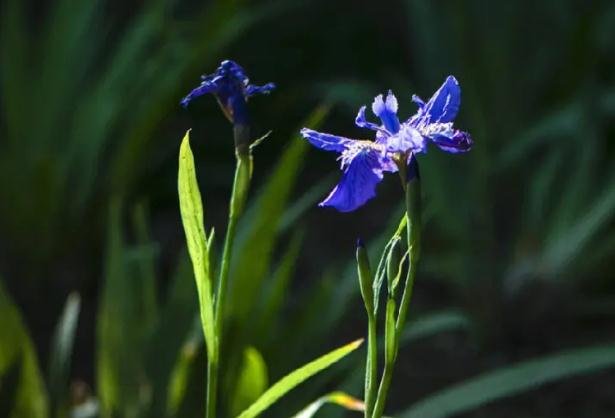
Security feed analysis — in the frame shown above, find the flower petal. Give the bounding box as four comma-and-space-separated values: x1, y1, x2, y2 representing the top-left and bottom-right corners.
246, 82, 276, 96
412, 94, 425, 108
431, 130, 473, 153
386, 125, 426, 154
319, 148, 385, 212
300, 128, 351, 153
420, 76, 461, 123
180, 81, 217, 108
371, 91, 401, 133
355, 106, 380, 131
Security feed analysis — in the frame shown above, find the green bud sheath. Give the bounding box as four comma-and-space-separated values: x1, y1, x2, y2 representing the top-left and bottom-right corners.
356, 239, 374, 315
386, 237, 402, 297
384, 298, 397, 364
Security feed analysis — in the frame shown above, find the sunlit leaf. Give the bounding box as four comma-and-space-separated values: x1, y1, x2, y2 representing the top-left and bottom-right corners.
0, 279, 48, 418
236, 339, 363, 418
178, 130, 216, 361
290, 391, 364, 418
230, 347, 269, 417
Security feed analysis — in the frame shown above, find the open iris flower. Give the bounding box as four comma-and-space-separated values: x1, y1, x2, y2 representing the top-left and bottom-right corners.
181, 60, 275, 126
301, 76, 473, 212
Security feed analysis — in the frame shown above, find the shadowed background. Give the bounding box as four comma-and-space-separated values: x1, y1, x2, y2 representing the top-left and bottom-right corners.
1, 0, 614, 417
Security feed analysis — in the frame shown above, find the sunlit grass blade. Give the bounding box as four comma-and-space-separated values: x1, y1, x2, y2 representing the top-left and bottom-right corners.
48, 292, 81, 416
236, 339, 363, 418
0, 278, 49, 418
230, 347, 269, 417
400, 343, 615, 418
178, 130, 216, 361
290, 392, 364, 418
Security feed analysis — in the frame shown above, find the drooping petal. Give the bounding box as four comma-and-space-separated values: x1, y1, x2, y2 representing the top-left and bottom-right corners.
319, 148, 386, 212
180, 82, 217, 108
300, 128, 351, 153
371, 91, 401, 133
418, 76, 461, 124
355, 106, 380, 131
386, 124, 427, 154
246, 82, 276, 96
430, 130, 473, 153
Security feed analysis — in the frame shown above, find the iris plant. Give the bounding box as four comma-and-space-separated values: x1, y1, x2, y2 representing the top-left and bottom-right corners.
180, 60, 275, 418
179, 64, 472, 418
301, 76, 472, 212
302, 77, 472, 418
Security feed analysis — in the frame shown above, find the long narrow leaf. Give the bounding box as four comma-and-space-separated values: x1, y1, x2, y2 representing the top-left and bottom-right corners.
401, 343, 615, 418
48, 292, 81, 414
177, 130, 216, 360
236, 339, 363, 418
290, 392, 364, 418
0, 279, 48, 418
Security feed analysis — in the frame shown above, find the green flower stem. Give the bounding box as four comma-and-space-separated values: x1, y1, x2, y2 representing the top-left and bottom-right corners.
371, 174, 421, 418
207, 147, 252, 418
365, 311, 378, 418
356, 241, 378, 418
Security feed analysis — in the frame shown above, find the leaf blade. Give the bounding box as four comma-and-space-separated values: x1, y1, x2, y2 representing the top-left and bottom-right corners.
401, 343, 615, 418
236, 339, 363, 418
177, 130, 216, 360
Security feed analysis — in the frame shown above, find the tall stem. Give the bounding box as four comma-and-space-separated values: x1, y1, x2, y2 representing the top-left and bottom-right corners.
364, 312, 378, 418
206, 149, 251, 418
371, 164, 421, 418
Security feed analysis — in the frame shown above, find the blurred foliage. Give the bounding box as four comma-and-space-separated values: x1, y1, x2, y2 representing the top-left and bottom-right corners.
1, 0, 615, 417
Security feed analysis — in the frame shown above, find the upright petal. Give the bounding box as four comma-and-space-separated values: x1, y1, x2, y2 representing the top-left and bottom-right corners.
419, 76, 461, 124
319, 148, 385, 212
246, 82, 276, 96
371, 91, 401, 133
300, 128, 351, 153
355, 106, 380, 131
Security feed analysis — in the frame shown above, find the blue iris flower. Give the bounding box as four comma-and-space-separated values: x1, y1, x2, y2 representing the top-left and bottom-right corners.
181, 60, 275, 126
301, 76, 472, 212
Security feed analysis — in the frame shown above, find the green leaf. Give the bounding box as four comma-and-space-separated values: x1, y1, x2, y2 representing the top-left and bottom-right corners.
0, 279, 48, 418
236, 339, 363, 418
97, 201, 149, 415
400, 343, 615, 418
230, 106, 329, 325
166, 319, 203, 417
255, 230, 303, 343
230, 347, 269, 417
398, 310, 471, 347
290, 392, 364, 418
48, 292, 81, 415
177, 130, 216, 361
147, 251, 199, 415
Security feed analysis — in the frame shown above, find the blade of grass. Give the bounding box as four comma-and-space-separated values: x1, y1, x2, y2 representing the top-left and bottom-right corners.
0, 279, 49, 418
236, 339, 363, 418
48, 293, 81, 416
177, 130, 216, 361
401, 343, 615, 418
